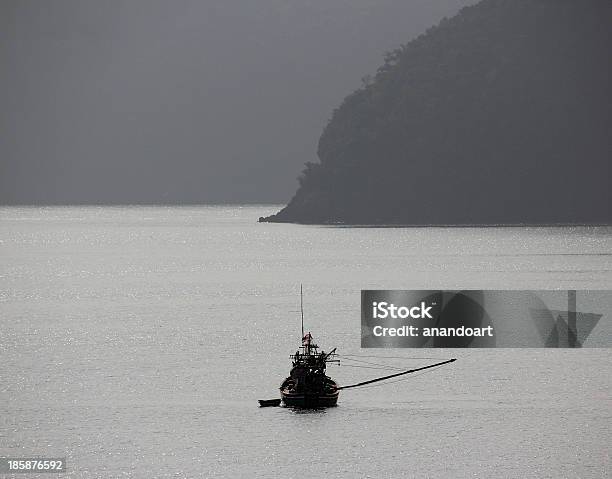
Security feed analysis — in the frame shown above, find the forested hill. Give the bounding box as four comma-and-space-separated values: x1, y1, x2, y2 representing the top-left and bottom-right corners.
262, 0, 612, 225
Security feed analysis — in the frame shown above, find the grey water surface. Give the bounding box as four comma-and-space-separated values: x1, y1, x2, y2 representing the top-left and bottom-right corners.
1, 206, 610, 478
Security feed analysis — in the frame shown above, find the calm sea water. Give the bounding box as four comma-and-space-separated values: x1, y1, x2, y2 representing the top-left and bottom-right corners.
1, 206, 611, 478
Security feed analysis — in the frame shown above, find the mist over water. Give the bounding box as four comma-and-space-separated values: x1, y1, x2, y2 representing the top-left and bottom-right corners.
0, 0, 478, 205
1, 206, 611, 478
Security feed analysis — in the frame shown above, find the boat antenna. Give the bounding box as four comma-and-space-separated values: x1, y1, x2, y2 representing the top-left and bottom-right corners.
300, 284, 304, 340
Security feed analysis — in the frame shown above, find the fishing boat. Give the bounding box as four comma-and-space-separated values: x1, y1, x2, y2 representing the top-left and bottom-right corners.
280, 332, 340, 408
258, 286, 456, 408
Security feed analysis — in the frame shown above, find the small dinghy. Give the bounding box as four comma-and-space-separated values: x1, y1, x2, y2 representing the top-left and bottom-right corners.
258, 399, 281, 407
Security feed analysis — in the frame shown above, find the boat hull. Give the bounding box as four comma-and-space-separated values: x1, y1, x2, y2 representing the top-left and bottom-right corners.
280, 390, 339, 408
280, 375, 339, 408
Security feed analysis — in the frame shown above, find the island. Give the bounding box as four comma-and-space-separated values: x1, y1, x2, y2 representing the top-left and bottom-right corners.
261, 0, 611, 225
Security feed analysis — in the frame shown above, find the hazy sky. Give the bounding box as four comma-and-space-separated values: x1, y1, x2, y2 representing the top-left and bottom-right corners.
0, 0, 477, 204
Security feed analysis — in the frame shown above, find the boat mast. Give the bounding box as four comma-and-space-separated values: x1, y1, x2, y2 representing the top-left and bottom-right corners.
300, 284, 304, 343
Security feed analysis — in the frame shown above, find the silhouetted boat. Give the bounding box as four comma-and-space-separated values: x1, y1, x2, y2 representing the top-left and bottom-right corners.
280, 333, 339, 408
258, 286, 456, 409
